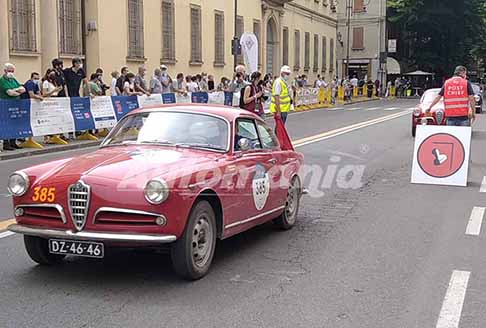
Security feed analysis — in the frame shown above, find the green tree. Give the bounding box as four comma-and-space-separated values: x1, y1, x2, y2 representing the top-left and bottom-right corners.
388, 0, 486, 77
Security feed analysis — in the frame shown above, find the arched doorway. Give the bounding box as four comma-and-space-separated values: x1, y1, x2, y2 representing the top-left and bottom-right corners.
266, 18, 277, 76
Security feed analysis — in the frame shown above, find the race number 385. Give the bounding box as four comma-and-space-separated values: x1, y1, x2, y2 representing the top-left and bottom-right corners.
32, 187, 56, 203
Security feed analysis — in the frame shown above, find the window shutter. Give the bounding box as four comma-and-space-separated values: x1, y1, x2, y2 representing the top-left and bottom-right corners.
128, 0, 144, 58
353, 0, 364, 12
352, 27, 364, 49
190, 6, 202, 63
59, 0, 82, 55
253, 20, 261, 68
214, 11, 225, 65
329, 38, 334, 72
322, 36, 327, 72
294, 30, 300, 70
313, 34, 319, 72
161, 0, 175, 61
304, 32, 310, 70
282, 28, 289, 65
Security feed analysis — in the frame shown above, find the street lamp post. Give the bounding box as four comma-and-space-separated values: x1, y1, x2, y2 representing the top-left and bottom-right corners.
345, 0, 351, 79
233, 0, 238, 70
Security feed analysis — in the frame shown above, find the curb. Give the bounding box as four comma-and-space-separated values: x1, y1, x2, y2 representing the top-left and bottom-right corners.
0, 140, 102, 161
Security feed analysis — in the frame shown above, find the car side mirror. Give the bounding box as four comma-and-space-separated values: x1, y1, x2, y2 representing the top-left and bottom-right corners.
237, 138, 250, 151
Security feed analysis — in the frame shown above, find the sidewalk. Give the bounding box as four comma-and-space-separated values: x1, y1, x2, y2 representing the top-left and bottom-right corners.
0, 97, 383, 161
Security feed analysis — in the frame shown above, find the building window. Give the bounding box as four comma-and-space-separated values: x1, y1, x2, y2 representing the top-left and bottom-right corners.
282, 27, 289, 66
10, 0, 36, 52
236, 15, 244, 65
353, 0, 365, 12
304, 32, 310, 71
352, 27, 364, 50
294, 30, 300, 71
161, 0, 175, 63
128, 0, 144, 59
313, 34, 319, 72
322, 36, 327, 72
214, 11, 225, 66
190, 5, 202, 64
330, 38, 334, 72
253, 20, 261, 68
58, 0, 82, 56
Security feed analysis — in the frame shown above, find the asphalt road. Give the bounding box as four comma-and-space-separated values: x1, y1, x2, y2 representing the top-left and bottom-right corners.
1, 99, 485, 327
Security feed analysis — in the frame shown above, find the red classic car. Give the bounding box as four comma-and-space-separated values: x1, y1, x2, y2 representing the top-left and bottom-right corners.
8, 105, 304, 280
412, 88, 446, 137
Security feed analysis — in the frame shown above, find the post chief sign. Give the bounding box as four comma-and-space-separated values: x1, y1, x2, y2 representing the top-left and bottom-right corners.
411, 125, 471, 186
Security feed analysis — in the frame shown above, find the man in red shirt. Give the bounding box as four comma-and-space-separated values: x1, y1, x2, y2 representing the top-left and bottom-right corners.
427, 66, 475, 126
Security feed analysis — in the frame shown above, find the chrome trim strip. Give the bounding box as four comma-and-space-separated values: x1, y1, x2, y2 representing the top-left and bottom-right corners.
68, 180, 91, 232
93, 206, 164, 224
8, 224, 177, 243
224, 206, 285, 229
16, 204, 67, 224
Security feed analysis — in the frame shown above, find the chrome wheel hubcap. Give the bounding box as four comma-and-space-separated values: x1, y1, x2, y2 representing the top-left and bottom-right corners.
191, 216, 213, 268
285, 179, 300, 224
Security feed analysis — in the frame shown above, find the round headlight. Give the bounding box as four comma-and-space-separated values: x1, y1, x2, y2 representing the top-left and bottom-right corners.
474, 95, 481, 102
8, 172, 29, 197
413, 108, 421, 117
144, 179, 169, 204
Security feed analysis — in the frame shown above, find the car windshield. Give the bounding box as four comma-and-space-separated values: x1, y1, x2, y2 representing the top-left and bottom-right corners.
472, 84, 480, 94
421, 90, 441, 105
103, 111, 229, 151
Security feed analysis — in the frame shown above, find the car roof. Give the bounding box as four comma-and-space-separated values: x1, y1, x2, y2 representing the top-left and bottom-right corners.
129, 103, 263, 122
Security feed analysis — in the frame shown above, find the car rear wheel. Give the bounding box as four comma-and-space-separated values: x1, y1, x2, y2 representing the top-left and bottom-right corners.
273, 176, 302, 230
171, 200, 217, 280
24, 235, 65, 265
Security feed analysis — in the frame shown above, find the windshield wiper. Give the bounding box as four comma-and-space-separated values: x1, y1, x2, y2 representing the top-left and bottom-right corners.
176, 143, 225, 151
139, 140, 176, 146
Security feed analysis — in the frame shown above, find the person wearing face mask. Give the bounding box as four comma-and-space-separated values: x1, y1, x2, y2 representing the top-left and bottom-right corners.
172, 73, 187, 95
0, 63, 26, 150
51, 58, 67, 97
241, 71, 264, 117
63, 57, 87, 97
42, 69, 63, 98
135, 66, 150, 96
21, 72, 43, 101
123, 72, 144, 96
159, 65, 172, 94
270, 65, 292, 125
150, 68, 163, 94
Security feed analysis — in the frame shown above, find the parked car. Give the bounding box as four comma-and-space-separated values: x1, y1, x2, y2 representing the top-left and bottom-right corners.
8, 104, 304, 280
412, 88, 446, 137
472, 83, 483, 114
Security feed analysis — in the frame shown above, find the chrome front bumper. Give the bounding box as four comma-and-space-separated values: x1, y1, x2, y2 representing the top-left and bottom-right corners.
8, 224, 177, 243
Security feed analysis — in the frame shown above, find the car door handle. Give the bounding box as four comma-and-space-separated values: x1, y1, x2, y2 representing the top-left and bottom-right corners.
267, 158, 277, 165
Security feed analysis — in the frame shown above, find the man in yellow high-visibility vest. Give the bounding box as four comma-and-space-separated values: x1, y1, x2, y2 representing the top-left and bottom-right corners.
270, 65, 293, 125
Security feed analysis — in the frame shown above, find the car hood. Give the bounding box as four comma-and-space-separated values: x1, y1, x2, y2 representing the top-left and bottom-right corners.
32, 145, 225, 186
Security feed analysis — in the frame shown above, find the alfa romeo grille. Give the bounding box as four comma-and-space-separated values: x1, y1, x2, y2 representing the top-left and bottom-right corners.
68, 181, 90, 231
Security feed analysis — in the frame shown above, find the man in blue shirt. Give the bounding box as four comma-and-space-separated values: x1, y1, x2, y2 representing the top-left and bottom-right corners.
21, 72, 43, 100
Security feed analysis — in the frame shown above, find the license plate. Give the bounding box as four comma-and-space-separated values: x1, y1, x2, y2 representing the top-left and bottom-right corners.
48, 239, 104, 258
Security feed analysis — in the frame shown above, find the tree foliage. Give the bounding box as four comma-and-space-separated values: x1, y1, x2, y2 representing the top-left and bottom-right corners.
388, 0, 486, 77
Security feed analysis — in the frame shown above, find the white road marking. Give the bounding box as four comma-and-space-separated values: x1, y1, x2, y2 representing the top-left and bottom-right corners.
294, 111, 409, 148
365, 107, 382, 111
480, 176, 486, 193
436, 270, 470, 328
345, 107, 360, 111
384, 107, 399, 111
465, 207, 485, 236
0, 231, 15, 239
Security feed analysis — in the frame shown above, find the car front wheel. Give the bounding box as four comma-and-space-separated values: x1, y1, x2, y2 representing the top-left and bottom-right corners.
274, 176, 302, 230
171, 200, 217, 280
24, 235, 65, 265
412, 125, 416, 137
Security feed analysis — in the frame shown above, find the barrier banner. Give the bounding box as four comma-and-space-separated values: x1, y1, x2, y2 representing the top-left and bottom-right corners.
138, 94, 163, 108
191, 92, 209, 104
90, 96, 117, 129
111, 96, 139, 121
71, 97, 95, 131
162, 93, 176, 104
208, 92, 225, 104
0, 99, 32, 139
224, 92, 234, 106
175, 93, 191, 104
31, 98, 74, 136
